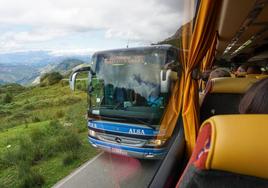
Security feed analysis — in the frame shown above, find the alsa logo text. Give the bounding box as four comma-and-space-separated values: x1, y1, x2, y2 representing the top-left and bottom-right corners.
89, 122, 97, 128
129, 128, 145, 135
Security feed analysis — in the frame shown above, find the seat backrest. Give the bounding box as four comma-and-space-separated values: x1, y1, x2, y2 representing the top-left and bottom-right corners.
246, 74, 262, 78
200, 77, 257, 122
177, 115, 268, 188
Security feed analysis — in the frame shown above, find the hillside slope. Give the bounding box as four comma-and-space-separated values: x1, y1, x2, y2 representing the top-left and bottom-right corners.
0, 81, 98, 188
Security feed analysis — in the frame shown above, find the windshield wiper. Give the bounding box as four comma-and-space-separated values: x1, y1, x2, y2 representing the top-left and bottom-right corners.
93, 112, 156, 129
113, 102, 124, 110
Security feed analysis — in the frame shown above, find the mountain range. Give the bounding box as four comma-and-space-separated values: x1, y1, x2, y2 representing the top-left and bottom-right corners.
0, 50, 91, 85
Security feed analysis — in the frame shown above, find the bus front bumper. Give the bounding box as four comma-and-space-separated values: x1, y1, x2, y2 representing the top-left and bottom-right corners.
88, 136, 166, 159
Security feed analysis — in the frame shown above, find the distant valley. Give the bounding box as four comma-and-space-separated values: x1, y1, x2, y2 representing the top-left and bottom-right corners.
0, 50, 91, 85
0, 63, 39, 85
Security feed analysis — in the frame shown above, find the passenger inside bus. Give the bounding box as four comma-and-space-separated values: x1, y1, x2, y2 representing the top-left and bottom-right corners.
113, 87, 127, 104
199, 67, 231, 105
201, 69, 212, 84
239, 78, 268, 114
246, 65, 262, 75
147, 87, 163, 107
133, 93, 147, 106
235, 64, 247, 77
208, 67, 231, 81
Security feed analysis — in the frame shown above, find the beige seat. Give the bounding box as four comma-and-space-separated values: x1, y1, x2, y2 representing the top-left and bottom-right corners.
256, 75, 268, 79
200, 77, 258, 122
246, 74, 262, 78
177, 115, 268, 188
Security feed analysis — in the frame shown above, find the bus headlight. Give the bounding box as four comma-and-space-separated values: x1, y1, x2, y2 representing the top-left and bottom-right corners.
145, 139, 166, 147
89, 129, 96, 137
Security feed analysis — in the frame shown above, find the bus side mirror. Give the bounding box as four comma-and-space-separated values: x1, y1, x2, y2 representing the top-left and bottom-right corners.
160, 69, 178, 93
69, 65, 93, 91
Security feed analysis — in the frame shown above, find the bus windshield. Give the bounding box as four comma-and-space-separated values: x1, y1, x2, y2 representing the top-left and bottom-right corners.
89, 48, 172, 127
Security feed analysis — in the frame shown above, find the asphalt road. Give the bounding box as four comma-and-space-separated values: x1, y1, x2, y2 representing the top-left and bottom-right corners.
53, 152, 161, 188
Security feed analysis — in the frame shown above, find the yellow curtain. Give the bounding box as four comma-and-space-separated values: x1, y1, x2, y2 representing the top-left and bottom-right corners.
182, 0, 221, 154
157, 76, 184, 139
158, 0, 221, 155
158, 22, 192, 139
201, 32, 218, 71
199, 31, 218, 91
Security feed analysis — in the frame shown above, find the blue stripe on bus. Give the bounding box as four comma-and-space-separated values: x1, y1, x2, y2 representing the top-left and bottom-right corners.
88, 120, 159, 136
88, 136, 166, 154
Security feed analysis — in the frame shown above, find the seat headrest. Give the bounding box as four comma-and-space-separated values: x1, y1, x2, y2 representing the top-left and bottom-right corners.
256, 75, 268, 79
246, 74, 262, 78
210, 77, 258, 94
201, 115, 268, 179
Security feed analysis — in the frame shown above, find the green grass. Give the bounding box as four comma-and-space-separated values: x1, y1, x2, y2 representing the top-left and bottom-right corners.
0, 82, 99, 188
35, 133, 97, 188
0, 123, 98, 188
0, 121, 49, 153
0, 82, 86, 130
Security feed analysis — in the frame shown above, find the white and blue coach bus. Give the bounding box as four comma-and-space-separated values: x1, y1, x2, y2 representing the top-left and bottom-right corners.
69, 45, 180, 159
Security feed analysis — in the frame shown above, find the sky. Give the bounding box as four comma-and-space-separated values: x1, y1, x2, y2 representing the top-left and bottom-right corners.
0, 0, 193, 55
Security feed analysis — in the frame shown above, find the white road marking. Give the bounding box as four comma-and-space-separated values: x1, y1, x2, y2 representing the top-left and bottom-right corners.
53, 152, 104, 188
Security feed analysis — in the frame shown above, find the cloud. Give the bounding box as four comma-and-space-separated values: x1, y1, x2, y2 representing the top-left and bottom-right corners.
49, 48, 95, 56
0, 0, 194, 52
0, 28, 69, 52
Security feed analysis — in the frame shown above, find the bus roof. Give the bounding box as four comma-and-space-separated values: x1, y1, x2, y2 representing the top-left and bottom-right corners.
93, 44, 176, 55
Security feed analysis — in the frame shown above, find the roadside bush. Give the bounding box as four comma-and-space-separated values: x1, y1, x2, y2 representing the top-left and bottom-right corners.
0, 148, 17, 169
16, 137, 34, 163
13, 145, 45, 188
0, 78, 92, 187
19, 168, 45, 188
0, 83, 25, 94
30, 128, 45, 143
60, 80, 68, 87
55, 110, 64, 118
62, 152, 78, 166
0, 182, 7, 188
45, 120, 62, 136
23, 103, 35, 110
3, 102, 20, 109
31, 145, 44, 164
64, 102, 87, 133
2, 93, 12, 104
0, 109, 11, 117
29, 128, 47, 163
0, 156, 6, 169
43, 138, 59, 158
76, 81, 87, 91
31, 116, 41, 123
54, 96, 82, 106
57, 128, 82, 153
40, 72, 63, 86
0, 136, 34, 169
8, 112, 29, 121
34, 100, 51, 109
2, 126, 54, 167
5, 112, 30, 128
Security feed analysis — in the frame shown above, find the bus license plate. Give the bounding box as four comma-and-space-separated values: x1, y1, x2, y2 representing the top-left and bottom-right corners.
111, 148, 127, 155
